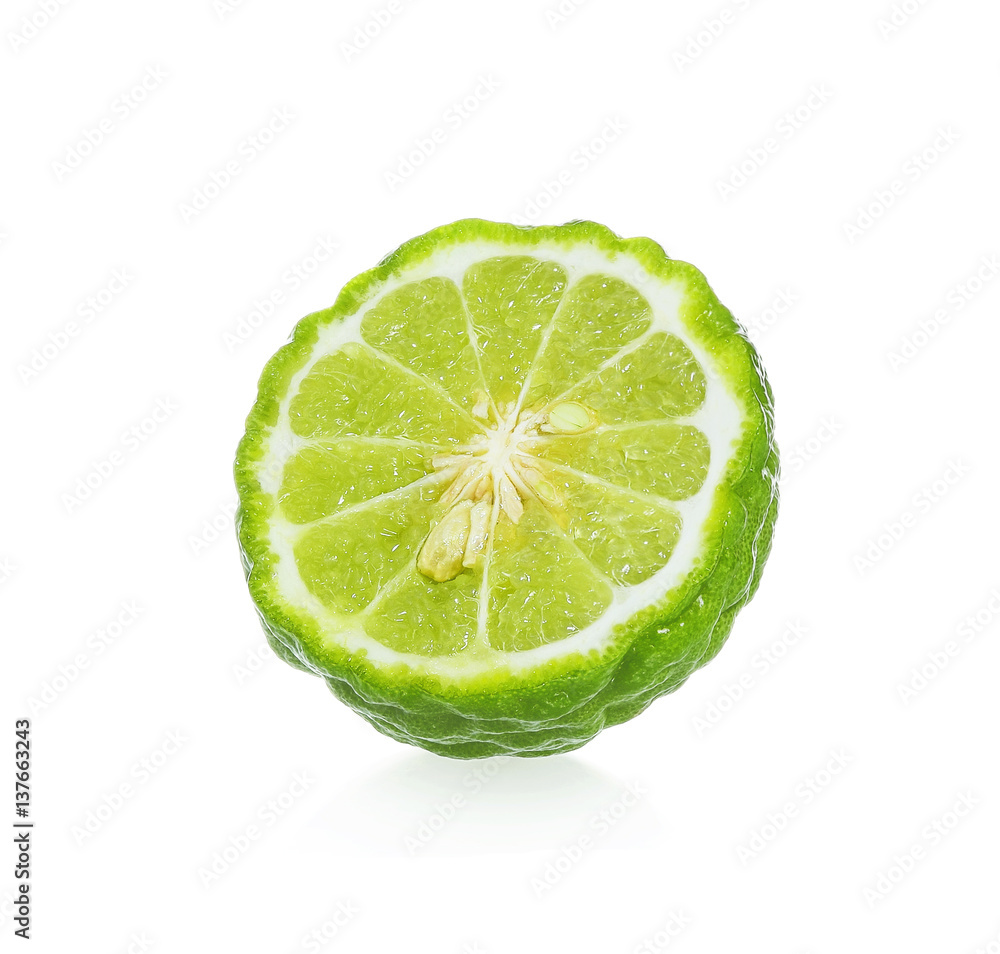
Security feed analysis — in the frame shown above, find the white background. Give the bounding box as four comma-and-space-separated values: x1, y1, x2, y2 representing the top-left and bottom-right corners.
3, 0, 1000, 951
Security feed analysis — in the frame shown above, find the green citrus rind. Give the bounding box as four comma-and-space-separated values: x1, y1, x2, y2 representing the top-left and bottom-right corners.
235, 219, 779, 758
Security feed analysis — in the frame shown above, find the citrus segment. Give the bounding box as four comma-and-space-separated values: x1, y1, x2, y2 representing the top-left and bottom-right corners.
292, 485, 438, 614
532, 422, 711, 500
524, 274, 651, 406
288, 342, 478, 445
485, 501, 613, 653
462, 256, 567, 403
278, 439, 429, 524
541, 467, 683, 586
358, 278, 483, 408
559, 331, 707, 423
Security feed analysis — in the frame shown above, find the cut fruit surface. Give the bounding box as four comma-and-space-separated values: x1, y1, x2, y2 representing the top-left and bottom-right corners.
236, 219, 778, 758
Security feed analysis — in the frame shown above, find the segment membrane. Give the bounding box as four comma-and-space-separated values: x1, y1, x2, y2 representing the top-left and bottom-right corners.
560, 331, 706, 423
486, 501, 612, 652
462, 256, 567, 404
288, 342, 478, 444
524, 274, 651, 406
531, 423, 711, 501
293, 484, 439, 615
359, 278, 483, 410
279, 439, 430, 524
540, 467, 683, 586
364, 563, 481, 656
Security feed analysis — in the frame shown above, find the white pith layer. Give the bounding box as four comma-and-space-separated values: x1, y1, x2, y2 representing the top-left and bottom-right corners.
253, 239, 745, 680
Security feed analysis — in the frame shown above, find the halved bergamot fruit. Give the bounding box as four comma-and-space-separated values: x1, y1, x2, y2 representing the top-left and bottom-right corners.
235, 219, 778, 758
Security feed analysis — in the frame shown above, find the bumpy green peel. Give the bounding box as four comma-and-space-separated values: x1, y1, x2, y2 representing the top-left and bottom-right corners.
235, 219, 778, 758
